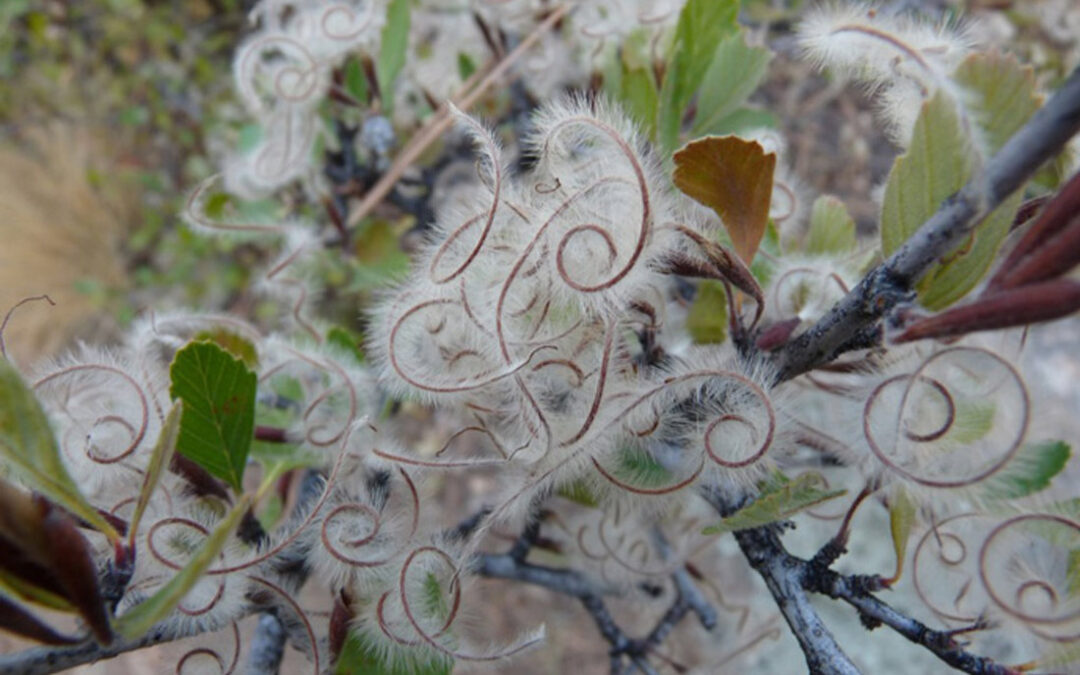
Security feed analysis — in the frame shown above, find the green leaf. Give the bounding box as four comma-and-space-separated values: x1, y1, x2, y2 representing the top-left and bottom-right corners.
237, 124, 263, 153
335, 629, 452, 675
953, 51, 1042, 156
888, 488, 917, 583
881, 92, 970, 258
0, 568, 73, 612
949, 398, 996, 444
350, 219, 411, 290
193, 329, 258, 368
805, 196, 856, 255
423, 573, 450, 624
686, 279, 728, 344
129, 402, 182, 547
692, 32, 772, 137
913, 51, 1041, 309
880, 92, 1020, 310
344, 56, 369, 105
657, 0, 739, 150
1068, 549, 1080, 597
984, 441, 1070, 500
256, 494, 283, 531
703, 472, 846, 535
116, 496, 250, 639
614, 446, 673, 489
169, 341, 257, 492
456, 52, 476, 81
556, 478, 599, 508
0, 359, 120, 542
702, 106, 778, 136
376, 0, 410, 114
619, 65, 659, 139
203, 192, 231, 219
327, 326, 365, 366
915, 191, 1018, 310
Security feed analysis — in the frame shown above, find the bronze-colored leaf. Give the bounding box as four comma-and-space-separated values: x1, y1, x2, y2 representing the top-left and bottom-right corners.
673, 136, 777, 264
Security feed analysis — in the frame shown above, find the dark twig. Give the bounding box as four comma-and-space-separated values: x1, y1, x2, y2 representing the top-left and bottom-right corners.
246, 470, 325, 672
773, 65, 1080, 382
0, 619, 220, 675
701, 487, 860, 675
476, 519, 719, 675
701, 487, 1021, 675
807, 569, 1020, 675
652, 528, 717, 632
475, 552, 629, 651
733, 525, 861, 675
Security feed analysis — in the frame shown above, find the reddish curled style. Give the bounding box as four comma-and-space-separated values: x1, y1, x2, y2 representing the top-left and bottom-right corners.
174, 623, 240, 675
248, 576, 320, 675
979, 514, 1080, 642
34, 363, 149, 466
862, 346, 1029, 488
319, 467, 420, 567
374, 545, 543, 661
912, 513, 988, 623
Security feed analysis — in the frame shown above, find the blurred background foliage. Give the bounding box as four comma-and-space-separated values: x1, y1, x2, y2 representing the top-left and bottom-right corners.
0, 0, 268, 361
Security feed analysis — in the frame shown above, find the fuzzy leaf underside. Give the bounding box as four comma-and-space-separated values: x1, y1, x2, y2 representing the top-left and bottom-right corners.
806, 196, 857, 255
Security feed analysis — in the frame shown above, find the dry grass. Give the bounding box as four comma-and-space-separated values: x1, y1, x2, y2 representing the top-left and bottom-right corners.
0, 124, 132, 364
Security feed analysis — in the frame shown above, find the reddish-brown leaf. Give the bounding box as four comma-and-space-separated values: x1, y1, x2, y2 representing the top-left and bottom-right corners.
328, 590, 355, 664
169, 453, 232, 502
661, 224, 765, 326
990, 171, 1080, 290
0, 479, 112, 644
894, 280, 1080, 342
41, 506, 113, 644
673, 136, 777, 264
0, 595, 79, 645
756, 318, 802, 352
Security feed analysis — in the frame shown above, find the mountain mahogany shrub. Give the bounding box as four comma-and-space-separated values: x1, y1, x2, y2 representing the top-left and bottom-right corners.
2, 1, 1080, 674
368, 100, 781, 525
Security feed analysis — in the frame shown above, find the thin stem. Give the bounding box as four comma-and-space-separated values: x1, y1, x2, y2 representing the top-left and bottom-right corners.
0, 620, 217, 675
